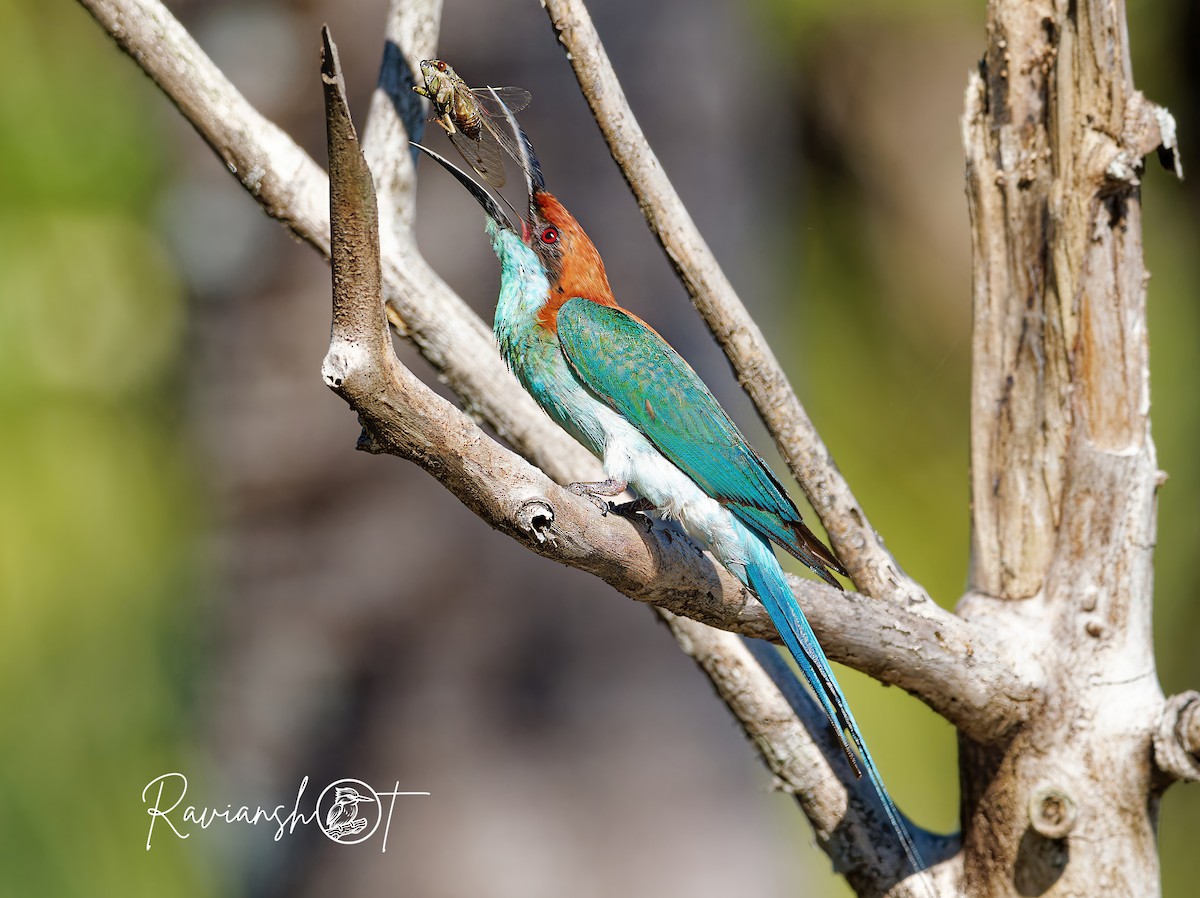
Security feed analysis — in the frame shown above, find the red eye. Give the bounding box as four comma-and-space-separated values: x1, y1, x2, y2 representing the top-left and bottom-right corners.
435, 60, 447, 72
541, 227, 559, 245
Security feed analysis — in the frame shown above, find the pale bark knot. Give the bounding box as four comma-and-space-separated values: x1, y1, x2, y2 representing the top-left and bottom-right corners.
1028, 785, 1077, 839
321, 348, 352, 389
1154, 691, 1200, 782
516, 499, 557, 546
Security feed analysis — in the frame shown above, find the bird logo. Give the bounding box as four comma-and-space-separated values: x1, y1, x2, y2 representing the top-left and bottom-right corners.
318, 780, 379, 843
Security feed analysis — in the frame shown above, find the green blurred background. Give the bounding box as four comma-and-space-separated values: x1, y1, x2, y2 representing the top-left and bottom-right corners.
1, 0, 1195, 895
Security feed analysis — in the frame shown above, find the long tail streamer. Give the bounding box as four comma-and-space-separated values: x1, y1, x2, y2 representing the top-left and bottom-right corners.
737, 532, 935, 896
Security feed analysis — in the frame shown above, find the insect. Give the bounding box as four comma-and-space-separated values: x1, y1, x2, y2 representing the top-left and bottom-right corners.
413, 59, 532, 189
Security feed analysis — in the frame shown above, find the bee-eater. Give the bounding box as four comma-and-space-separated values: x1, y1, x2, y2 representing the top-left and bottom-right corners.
414, 110, 926, 882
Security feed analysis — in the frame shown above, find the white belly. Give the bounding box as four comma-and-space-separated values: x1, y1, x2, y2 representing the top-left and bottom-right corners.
595, 408, 748, 568
519, 346, 752, 570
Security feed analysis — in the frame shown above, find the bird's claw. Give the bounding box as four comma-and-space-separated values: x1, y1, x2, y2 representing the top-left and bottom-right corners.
580, 493, 610, 514
566, 480, 653, 529
567, 479, 624, 514
607, 498, 656, 531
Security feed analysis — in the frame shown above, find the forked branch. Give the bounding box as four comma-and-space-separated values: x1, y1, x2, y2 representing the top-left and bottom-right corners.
73, 0, 1022, 738
321, 31, 959, 891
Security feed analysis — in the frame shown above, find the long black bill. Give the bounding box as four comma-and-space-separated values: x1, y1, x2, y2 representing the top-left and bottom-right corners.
410, 141, 517, 232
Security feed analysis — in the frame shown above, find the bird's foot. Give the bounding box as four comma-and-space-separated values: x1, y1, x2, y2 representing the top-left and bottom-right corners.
567, 478, 628, 514
567, 480, 655, 529
607, 497, 655, 531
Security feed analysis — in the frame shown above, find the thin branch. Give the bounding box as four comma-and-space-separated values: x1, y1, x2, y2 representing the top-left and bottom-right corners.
78, 0, 329, 247
361, 0, 442, 247
539, 0, 928, 607
323, 27, 387, 360
322, 43, 960, 888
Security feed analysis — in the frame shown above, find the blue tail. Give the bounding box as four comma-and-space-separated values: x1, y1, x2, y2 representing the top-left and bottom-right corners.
737, 530, 928, 883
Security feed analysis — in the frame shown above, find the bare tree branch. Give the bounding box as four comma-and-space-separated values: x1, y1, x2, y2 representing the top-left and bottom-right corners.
321, 45, 959, 888
964, 6, 1180, 604
539, 0, 928, 606
361, 0, 441, 247
76, 0, 1013, 723
311, 16, 1024, 744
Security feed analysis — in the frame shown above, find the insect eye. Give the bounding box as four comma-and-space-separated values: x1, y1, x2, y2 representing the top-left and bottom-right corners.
540, 227, 559, 245
435, 61, 447, 71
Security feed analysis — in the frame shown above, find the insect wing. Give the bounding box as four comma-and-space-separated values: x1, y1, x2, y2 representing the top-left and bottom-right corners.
448, 126, 507, 189
470, 86, 532, 115
466, 89, 536, 183
435, 81, 533, 189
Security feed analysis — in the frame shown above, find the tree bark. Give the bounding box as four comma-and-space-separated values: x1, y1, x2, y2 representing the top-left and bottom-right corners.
960, 0, 1183, 893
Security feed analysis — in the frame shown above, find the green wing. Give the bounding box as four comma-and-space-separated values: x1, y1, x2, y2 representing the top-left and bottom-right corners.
556, 299, 845, 582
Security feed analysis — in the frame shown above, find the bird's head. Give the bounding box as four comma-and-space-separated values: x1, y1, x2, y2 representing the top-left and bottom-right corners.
334, 786, 371, 804
413, 92, 615, 316
523, 190, 614, 311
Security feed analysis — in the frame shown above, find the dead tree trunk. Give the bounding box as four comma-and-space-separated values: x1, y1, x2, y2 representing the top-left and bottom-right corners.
960, 0, 1187, 893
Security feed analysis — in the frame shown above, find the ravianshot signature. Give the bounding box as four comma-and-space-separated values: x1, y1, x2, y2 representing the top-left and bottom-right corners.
141, 772, 429, 852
